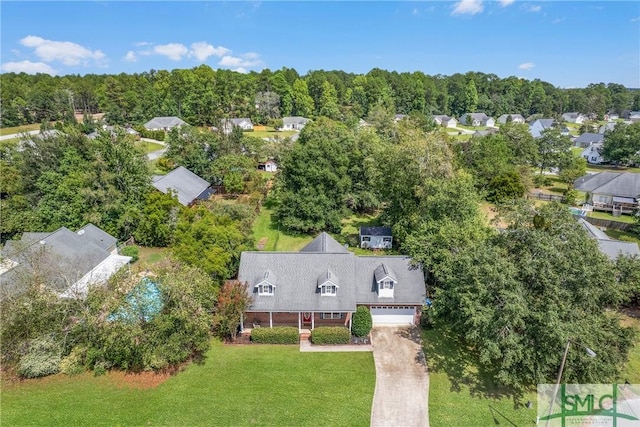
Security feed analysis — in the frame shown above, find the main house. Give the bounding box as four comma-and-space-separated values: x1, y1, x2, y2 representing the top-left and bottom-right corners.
143, 116, 187, 131
574, 172, 640, 215
220, 118, 254, 134
237, 233, 425, 331
360, 226, 393, 249
0, 224, 131, 299
459, 113, 495, 127
152, 166, 215, 206
282, 116, 310, 131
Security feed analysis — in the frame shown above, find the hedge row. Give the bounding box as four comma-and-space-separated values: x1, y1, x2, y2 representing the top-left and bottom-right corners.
251, 326, 299, 344
310, 327, 351, 345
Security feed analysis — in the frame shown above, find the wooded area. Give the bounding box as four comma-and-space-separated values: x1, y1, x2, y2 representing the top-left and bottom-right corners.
2, 66, 638, 128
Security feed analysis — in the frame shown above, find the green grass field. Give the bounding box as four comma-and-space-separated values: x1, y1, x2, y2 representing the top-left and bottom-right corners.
423, 325, 538, 426
248, 127, 297, 140
137, 140, 164, 154
251, 208, 312, 251
0, 123, 40, 136
1, 341, 375, 426
587, 210, 637, 224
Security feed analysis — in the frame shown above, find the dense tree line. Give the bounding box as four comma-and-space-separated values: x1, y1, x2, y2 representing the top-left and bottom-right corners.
2, 67, 639, 128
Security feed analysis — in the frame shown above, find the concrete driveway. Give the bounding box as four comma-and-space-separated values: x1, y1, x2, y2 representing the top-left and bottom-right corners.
370, 326, 429, 427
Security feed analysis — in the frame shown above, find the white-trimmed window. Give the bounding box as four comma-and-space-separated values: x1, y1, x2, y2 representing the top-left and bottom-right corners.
383, 237, 392, 243
362, 236, 371, 242
320, 312, 343, 319
258, 284, 274, 295
381, 281, 394, 289
321, 285, 337, 295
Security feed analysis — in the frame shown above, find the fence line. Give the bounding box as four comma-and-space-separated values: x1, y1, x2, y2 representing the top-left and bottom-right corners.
582, 216, 633, 231
527, 192, 566, 202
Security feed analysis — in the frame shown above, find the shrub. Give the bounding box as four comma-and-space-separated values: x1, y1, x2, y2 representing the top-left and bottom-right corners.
120, 245, 139, 263
311, 327, 351, 345
533, 174, 552, 187
563, 189, 581, 206
59, 346, 86, 375
18, 336, 61, 378
351, 306, 372, 337
251, 326, 299, 344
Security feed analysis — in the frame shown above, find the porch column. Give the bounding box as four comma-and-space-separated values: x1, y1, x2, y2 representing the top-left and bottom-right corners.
240, 313, 244, 332
298, 312, 301, 332
269, 311, 273, 328
349, 312, 353, 330
311, 312, 315, 330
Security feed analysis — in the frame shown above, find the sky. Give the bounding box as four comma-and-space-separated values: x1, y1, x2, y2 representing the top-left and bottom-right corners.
1, 1, 639, 88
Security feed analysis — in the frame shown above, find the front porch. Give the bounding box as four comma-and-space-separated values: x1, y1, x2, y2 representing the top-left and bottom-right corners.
241, 311, 353, 333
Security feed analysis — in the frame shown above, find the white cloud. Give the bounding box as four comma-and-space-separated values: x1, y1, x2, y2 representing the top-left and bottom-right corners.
528, 4, 541, 12
499, 0, 515, 6
123, 51, 137, 62
552, 17, 565, 24
631, 16, 640, 22
189, 42, 230, 61
1, 60, 57, 75
134, 41, 151, 47
218, 52, 263, 72
518, 62, 535, 70
20, 35, 105, 66
154, 43, 189, 61
451, 0, 483, 16
412, 8, 420, 16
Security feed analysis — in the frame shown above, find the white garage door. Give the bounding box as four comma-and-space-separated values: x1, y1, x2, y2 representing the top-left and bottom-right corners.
370, 306, 415, 326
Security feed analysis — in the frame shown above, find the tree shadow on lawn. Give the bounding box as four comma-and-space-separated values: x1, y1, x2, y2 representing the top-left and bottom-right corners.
422, 323, 527, 406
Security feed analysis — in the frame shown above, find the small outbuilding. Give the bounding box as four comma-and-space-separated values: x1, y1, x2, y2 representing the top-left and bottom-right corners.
360, 226, 393, 249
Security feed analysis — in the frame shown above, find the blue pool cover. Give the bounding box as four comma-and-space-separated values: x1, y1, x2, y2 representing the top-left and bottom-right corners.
107, 277, 163, 323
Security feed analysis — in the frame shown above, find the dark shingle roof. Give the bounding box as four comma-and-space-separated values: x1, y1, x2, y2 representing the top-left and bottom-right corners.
574, 172, 640, 198
77, 223, 117, 251
360, 226, 392, 237
300, 232, 348, 253
152, 166, 211, 206
143, 116, 186, 130
238, 233, 425, 312
283, 117, 310, 125
575, 133, 604, 145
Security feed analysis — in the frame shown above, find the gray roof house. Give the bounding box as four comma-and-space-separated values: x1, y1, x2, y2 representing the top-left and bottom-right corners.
152, 166, 214, 206
581, 142, 605, 164
282, 116, 310, 131
237, 233, 425, 330
143, 116, 187, 131
459, 113, 495, 127
578, 218, 639, 260
529, 118, 556, 138
574, 172, 640, 214
497, 114, 525, 124
575, 132, 605, 148
433, 115, 458, 128
220, 118, 254, 134
562, 112, 585, 124
0, 224, 131, 299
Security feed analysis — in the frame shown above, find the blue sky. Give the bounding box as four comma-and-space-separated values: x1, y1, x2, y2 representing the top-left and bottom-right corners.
1, 1, 638, 88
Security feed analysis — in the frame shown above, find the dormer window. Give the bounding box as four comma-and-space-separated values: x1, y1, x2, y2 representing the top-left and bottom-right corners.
374, 263, 397, 298
255, 270, 276, 296
321, 285, 337, 295
317, 269, 339, 297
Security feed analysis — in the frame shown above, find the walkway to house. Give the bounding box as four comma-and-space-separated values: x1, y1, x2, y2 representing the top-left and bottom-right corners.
370, 326, 429, 427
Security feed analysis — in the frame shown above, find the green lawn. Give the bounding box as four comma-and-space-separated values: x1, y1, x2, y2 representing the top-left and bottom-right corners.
1, 341, 375, 426
251, 208, 312, 251
587, 210, 637, 224
603, 229, 640, 245
248, 127, 297, 140
137, 140, 164, 154
423, 325, 538, 426
0, 123, 40, 136
619, 314, 640, 384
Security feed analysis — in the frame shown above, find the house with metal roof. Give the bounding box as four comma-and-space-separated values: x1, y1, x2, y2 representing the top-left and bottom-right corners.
152, 166, 214, 206
574, 172, 640, 215
282, 116, 310, 131
359, 226, 393, 249
0, 224, 131, 299
237, 233, 425, 330
578, 218, 639, 260
143, 116, 187, 131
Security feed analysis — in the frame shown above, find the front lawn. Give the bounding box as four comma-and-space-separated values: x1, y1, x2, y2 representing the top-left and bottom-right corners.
1, 341, 375, 426
423, 325, 538, 426
137, 140, 164, 154
252, 208, 312, 251
248, 126, 297, 140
